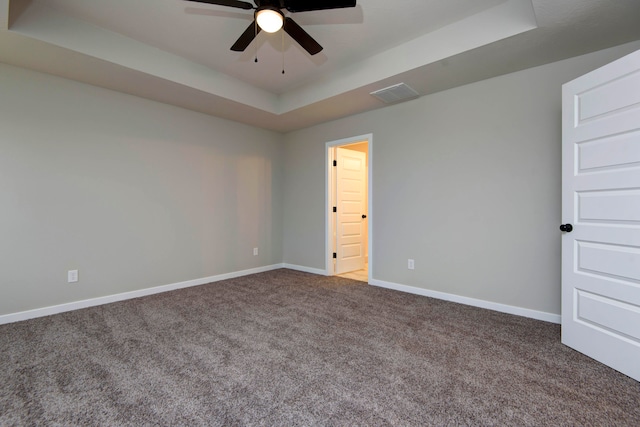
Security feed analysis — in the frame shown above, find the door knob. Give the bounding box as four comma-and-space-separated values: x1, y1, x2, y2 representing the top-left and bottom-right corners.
559, 224, 573, 232
362, 214, 367, 219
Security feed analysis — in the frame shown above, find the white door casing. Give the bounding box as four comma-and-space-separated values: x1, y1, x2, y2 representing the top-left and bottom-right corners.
561, 49, 640, 382
335, 147, 366, 274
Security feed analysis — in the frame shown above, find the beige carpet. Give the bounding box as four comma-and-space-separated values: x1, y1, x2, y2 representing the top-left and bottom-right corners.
1, 269, 638, 425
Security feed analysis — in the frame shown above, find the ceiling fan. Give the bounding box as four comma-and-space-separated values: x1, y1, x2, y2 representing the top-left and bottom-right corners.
185, 0, 357, 55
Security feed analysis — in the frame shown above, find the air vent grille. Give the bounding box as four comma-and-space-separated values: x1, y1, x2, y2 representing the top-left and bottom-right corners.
370, 83, 419, 104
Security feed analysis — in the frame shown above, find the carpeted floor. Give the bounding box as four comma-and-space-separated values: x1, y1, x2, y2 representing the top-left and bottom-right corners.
1, 269, 639, 426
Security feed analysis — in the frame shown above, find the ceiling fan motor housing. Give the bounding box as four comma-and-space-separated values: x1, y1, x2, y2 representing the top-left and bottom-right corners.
186, 0, 357, 55
284, 0, 356, 13
256, 0, 357, 13
255, 0, 285, 9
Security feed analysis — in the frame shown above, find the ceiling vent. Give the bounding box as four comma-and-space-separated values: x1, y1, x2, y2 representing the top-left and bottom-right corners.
370, 83, 419, 104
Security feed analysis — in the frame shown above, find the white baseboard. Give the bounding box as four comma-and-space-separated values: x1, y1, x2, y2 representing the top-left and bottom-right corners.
1, 265, 560, 326
369, 278, 561, 324
282, 263, 328, 276
0, 264, 283, 325
276, 265, 559, 324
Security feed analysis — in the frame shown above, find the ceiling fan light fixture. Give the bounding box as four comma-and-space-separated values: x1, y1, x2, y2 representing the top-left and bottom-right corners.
256, 8, 283, 33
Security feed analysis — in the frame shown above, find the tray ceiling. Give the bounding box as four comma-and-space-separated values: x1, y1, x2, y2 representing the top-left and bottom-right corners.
1, 0, 640, 132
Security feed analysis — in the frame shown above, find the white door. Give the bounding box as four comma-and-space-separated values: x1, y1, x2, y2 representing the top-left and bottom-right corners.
561, 49, 640, 382
335, 147, 366, 274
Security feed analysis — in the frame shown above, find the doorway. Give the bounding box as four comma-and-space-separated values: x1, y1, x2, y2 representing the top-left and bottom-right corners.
326, 134, 372, 283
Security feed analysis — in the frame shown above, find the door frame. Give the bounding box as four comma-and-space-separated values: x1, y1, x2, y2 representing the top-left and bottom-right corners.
325, 133, 373, 282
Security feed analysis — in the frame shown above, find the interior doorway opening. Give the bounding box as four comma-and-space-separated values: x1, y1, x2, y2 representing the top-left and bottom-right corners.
326, 134, 372, 283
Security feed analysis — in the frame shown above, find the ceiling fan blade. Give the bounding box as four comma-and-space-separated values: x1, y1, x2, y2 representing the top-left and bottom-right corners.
283, 17, 322, 55
284, 0, 356, 13
185, 0, 254, 10
231, 21, 261, 51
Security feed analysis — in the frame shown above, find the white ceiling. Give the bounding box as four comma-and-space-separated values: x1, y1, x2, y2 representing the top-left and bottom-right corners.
1, 0, 640, 132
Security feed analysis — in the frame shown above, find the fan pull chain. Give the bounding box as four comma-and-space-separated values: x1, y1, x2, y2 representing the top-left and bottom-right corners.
254, 18, 258, 63
281, 30, 285, 74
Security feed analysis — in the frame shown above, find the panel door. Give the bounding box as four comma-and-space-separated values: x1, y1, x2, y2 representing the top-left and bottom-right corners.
336, 147, 366, 274
561, 49, 640, 381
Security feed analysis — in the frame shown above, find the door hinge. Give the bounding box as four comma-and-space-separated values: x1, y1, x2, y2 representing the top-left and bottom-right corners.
333, 160, 337, 166
333, 252, 337, 259
333, 206, 337, 212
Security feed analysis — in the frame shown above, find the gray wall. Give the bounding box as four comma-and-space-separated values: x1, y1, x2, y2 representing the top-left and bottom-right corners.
282, 41, 640, 316
0, 64, 283, 316
3, 41, 640, 319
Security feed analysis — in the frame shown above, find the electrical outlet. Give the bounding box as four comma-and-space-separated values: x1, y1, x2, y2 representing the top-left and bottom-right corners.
68, 270, 79, 283
408, 259, 415, 270
253, 247, 259, 256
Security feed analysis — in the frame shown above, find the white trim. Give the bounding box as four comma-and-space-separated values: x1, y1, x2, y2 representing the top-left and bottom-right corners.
370, 278, 561, 324
282, 263, 328, 276
0, 264, 283, 325
1, 263, 560, 326
325, 133, 373, 283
